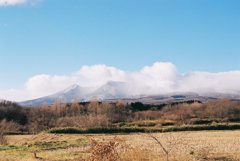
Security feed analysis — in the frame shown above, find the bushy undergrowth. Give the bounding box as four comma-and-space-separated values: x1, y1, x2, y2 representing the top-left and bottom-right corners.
48, 127, 152, 134
47, 123, 240, 134
1, 99, 240, 134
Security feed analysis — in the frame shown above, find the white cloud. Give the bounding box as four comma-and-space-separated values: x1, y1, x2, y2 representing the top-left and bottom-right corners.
0, 89, 28, 101
139, 62, 179, 94
25, 74, 77, 98
1, 61, 240, 102
75, 64, 127, 87
0, 0, 37, 6
177, 71, 240, 94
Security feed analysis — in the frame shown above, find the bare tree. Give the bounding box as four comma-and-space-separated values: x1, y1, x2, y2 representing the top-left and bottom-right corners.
148, 132, 189, 161
0, 132, 7, 145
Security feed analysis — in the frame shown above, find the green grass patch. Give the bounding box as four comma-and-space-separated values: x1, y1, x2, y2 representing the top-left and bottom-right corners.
228, 118, 240, 122
48, 127, 156, 134
47, 124, 240, 134
27, 141, 71, 151
190, 119, 215, 125
4, 131, 29, 135
161, 122, 175, 126
0, 145, 19, 151
117, 120, 160, 128
124, 122, 156, 127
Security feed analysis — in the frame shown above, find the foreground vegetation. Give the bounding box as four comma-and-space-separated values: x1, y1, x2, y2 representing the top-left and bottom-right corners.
1, 99, 240, 134
0, 131, 239, 161
1, 99, 240, 160
47, 123, 240, 134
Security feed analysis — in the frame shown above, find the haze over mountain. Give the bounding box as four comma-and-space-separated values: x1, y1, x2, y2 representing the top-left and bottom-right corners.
2, 62, 240, 102
19, 80, 240, 107
20, 84, 94, 106
20, 81, 132, 106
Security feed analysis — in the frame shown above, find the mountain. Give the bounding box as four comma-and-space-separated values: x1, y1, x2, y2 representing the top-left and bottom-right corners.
19, 84, 94, 107
55, 84, 95, 101
19, 81, 132, 106
86, 81, 132, 100
19, 81, 240, 107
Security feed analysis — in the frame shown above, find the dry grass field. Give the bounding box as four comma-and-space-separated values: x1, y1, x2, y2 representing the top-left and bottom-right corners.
0, 130, 240, 161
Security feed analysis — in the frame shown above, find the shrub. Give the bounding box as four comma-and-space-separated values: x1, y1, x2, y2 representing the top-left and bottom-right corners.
133, 110, 163, 120
137, 122, 156, 127
162, 124, 240, 132
191, 119, 213, 125
0, 119, 22, 133
0, 101, 28, 125
55, 115, 110, 128
48, 127, 156, 134
228, 118, 240, 122
161, 122, 175, 126
89, 138, 121, 161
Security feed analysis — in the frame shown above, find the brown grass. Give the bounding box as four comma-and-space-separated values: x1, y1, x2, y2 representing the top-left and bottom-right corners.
1, 131, 240, 161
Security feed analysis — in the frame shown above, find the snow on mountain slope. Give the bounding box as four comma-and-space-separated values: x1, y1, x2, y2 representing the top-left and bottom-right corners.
19, 81, 136, 106
19, 81, 240, 107
53, 84, 95, 101
85, 81, 132, 100
19, 84, 95, 106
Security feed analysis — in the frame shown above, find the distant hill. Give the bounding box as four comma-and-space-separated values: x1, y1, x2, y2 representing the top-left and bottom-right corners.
19, 81, 240, 107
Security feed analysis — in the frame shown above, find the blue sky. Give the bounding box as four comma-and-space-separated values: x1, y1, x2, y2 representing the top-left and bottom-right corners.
0, 0, 240, 90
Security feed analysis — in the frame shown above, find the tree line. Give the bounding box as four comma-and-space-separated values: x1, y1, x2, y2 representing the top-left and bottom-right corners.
0, 99, 240, 133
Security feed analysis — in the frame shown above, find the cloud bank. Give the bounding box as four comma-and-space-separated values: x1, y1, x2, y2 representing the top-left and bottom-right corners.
1, 61, 240, 101
0, 0, 37, 6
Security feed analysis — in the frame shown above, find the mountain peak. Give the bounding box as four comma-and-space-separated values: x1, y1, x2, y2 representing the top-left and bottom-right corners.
103, 81, 127, 87
87, 81, 130, 100
62, 84, 81, 92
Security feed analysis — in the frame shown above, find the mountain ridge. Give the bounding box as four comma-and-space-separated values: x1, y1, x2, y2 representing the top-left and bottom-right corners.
19, 81, 240, 107
19, 81, 130, 106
